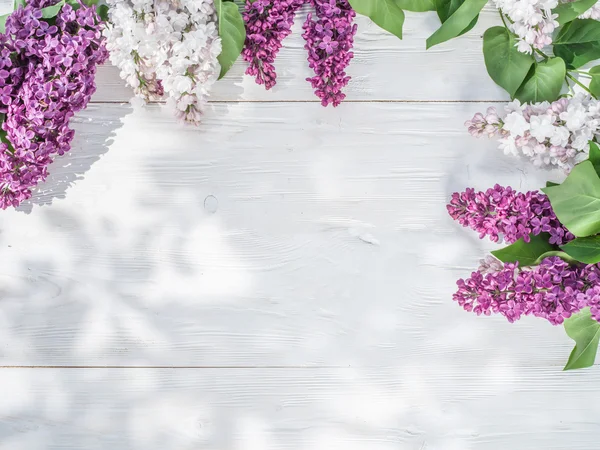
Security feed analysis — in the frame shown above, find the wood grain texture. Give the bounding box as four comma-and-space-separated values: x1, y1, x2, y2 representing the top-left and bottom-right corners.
2, 367, 600, 450
0, 103, 566, 369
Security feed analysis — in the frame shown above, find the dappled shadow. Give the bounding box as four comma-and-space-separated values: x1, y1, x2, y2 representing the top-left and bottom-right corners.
16, 104, 133, 214
0, 102, 599, 449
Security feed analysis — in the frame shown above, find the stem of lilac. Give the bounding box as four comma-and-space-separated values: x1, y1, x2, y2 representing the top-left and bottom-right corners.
571, 69, 593, 78
499, 11, 510, 30
566, 72, 597, 99
565, 75, 575, 96
534, 48, 548, 60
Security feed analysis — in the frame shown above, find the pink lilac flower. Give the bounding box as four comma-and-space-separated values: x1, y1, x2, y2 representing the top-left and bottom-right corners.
447, 184, 573, 245
242, 0, 305, 90
0, 0, 107, 209
454, 257, 600, 325
302, 0, 356, 106
465, 106, 502, 138
466, 96, 600, 172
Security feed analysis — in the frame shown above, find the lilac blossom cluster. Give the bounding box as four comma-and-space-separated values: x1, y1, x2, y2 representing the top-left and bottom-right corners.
104, 0, 164, 101
466, 95, 600, 172
242, 0, 305, 90
447, 184, 573, 246
448, 185, 600, 326
302, 0, 356, 106
243, 0, 357, 106
0, 0, 108, 209
454, 256, 600, 325
493, 0, 600, 54
105, 0, 222, 125
494, 0, 559, 53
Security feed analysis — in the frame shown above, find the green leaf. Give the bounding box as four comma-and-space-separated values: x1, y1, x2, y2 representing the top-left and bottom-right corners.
491, 233, 556, 267
95, 4, 109, 21
0, 129, 9, 146
0, 126, 8, 147
0, 13, 9, 34
554, 41, 600, 69
483, 27, 535, 97
66, 0, 85, 8
215, 0, 246, 79
0, 117, 14, 154
426, 0, 487, 48
542, 161, 600, 237
41, 0, 65, 19
13, 0, 25, 9
589, 140, 600, 176
436, 0, 462, 21
589, 66, 600, 99
457, 16, 478, 37
561, 235, 600, 263
435, 0, 478, 36
396, 0, 435, 12
348, 0, 405, 39
555, 19, 600, 44
554, 0, 598, 25
564, 308, 600, 370
514, 57, 566, 103
546, 181, 560, 187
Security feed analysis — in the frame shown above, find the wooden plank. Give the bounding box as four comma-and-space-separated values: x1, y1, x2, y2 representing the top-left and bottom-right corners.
1, 367, 600, 450
0, 0, 508, 102
0, 102, 567, 368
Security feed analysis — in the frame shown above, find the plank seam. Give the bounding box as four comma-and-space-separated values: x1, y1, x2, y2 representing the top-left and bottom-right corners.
0, 365, 347, 369
89, 99, 507, 105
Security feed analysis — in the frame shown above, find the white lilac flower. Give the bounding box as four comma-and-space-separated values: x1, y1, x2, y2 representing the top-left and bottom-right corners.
560, 101, 589, 131
494, 0, 559, 53
529, 114, 555, 142
496, 0, 600, 53
574, 0, 600, 19
104, 0, 221, 125
478, 255, 505, 274
503, 111, 530, 136
550, 126, 570, 146
104, 0, 163, 100
466, 94, 600, 172
499, 135, 519, 155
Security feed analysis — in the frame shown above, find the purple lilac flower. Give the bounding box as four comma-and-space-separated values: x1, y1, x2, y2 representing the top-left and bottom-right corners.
447, 184, 573, 246
302, 0, 357, 106
243, 0, 357, 106
454, 256, 594, 325
0, 0, 108, 209
242, 0, 305, 90
586, 289, 600, 322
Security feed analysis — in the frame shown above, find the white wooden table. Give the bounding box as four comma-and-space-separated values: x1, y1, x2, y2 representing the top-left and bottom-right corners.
1, 2, 599, 449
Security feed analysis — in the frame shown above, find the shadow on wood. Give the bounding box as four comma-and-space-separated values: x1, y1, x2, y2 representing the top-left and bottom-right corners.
16, 104, 133, 214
